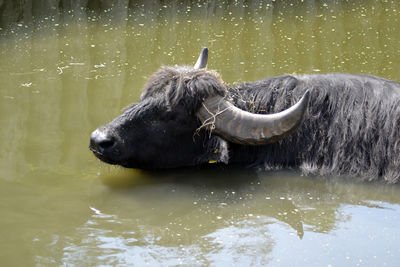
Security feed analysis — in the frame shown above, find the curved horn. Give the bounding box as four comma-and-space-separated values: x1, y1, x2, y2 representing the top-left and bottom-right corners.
194, 47, 208, 69
197, 90, 310, 145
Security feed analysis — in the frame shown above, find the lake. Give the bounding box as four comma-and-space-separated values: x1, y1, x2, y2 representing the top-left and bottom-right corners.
0, 0, 400, 266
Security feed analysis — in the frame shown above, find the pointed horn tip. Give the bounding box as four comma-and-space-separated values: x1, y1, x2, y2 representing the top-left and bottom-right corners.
304, 89, 310, 99
194, 47, 209, 69
201, 47, 208, 56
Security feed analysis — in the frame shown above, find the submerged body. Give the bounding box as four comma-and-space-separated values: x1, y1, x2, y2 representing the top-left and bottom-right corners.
229, 73, 400, 183
90, 49, 400, 183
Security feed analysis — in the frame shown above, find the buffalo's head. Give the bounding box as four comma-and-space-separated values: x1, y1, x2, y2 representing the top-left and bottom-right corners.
90, 48, 310, 169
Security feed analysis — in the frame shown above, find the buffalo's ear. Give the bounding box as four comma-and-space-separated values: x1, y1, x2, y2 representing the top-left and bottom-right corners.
198, 135, 229, 165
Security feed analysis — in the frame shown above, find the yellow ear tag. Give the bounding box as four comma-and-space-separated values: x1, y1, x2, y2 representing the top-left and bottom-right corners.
208, 160, 217, 164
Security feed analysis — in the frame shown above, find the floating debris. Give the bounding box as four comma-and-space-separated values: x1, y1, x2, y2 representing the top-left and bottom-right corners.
89, 206, 102, 215
69, 62, 85, 66
21, 82, 32, 87
94, 63, 106, 68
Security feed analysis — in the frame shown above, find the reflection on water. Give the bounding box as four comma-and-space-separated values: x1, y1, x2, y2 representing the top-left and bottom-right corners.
22, 170, 400, 266
1, 0, 400, 266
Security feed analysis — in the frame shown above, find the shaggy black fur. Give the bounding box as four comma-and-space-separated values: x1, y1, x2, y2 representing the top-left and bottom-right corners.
229, 73, 400, 183
91, 66, 400, 183
140, 66, 227, 113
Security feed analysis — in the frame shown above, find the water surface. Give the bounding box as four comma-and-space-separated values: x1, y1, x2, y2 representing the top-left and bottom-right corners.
1, 1, 400, 266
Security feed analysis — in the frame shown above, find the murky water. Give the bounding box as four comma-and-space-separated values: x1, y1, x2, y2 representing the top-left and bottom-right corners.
1, 1, 400, 266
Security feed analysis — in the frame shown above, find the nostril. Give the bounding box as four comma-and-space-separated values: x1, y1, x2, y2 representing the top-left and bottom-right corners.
98, 138, 115, 149
90, 129, 117, 152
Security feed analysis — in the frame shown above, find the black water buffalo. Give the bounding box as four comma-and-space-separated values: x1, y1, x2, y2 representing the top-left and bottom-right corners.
90, 48, 400, 183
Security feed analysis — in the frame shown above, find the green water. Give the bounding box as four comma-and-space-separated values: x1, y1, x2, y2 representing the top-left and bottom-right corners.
1, 1, 400, 266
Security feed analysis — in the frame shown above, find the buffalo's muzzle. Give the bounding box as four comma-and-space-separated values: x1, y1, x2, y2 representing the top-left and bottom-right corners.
90, 128, 117, 156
